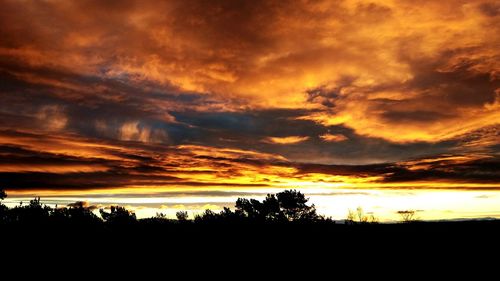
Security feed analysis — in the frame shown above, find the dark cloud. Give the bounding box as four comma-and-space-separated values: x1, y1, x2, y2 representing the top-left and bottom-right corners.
0, 169, 270, 190
478, 2, 500, 17
66, 201, 98, 210
382, 155, 500, 184
296, 154, 500, 185
404, 52, 498, 108
306, 76, 357, 108
295, 163, 400, 178
380, 110, 455, 123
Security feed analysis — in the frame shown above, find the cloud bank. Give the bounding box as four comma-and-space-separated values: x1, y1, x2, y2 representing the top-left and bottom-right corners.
0, 0, 498, 193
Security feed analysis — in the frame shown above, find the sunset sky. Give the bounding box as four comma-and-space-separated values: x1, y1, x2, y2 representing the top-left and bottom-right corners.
0, 0, 499, 221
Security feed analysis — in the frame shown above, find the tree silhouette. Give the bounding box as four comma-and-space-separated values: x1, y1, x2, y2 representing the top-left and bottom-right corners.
234, 190, 320, 222
261, 194, 282, 221
276, 190, 319, 221
235, 198, 265, 220
0, 188, 6, 201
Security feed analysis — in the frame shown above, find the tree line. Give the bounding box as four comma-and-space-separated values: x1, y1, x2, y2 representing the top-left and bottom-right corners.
0, 189, 339, 226
0, 188, 423, 226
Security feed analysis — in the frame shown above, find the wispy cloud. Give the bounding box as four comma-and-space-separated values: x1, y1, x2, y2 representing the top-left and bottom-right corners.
263, 136, 310, 145
319, 133, 348, 142
0, 130, 498, 194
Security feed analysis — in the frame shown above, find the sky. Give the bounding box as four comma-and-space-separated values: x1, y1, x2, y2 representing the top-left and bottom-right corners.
0, 0, 499, 221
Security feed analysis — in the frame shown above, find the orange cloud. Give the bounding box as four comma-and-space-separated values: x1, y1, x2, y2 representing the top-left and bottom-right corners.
1, 0, 498, 143
264, 136, 310, 144
1, 0, 497, 143
36, 105, 68, 131
1, 128, 498, 195
319, 133, 348, 142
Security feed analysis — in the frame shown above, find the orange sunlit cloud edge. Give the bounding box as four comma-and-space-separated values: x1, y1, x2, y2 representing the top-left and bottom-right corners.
1, 130, 498, 197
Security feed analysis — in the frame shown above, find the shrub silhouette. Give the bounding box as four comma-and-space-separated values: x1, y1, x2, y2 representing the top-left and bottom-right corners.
8, 197, 52, 224
51, 201, 101, 225
194, 209, 218, 223
346, 207, 379, 224
0, 188, 7, 222
176, 211, 189, 221
140, 212, 175, 225
100, 206, 137, 225
397, 210, 419, 223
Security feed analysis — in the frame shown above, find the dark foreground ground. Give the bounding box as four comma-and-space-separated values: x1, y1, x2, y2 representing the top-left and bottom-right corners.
1, 220, 498, 274
1, 192, 497, 275
3, 220, 499, 250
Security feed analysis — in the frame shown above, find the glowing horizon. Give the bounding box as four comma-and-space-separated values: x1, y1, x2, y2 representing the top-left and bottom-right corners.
4, 188, 500, 222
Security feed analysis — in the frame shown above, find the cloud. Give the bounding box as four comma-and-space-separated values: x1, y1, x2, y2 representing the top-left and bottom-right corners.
119, 121, 169, 143
301, 50, 500, 142
319, 133, 348, 142
1, 0, 498, 144
383, 154, 500, 184
37, 105, 68, 131
0, 129, 498, 193
67, 201, 98, 210
0, 0, 498, 194
263, 136, 310, 145
453, 124, 500, 151
169, 109, 458, 164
